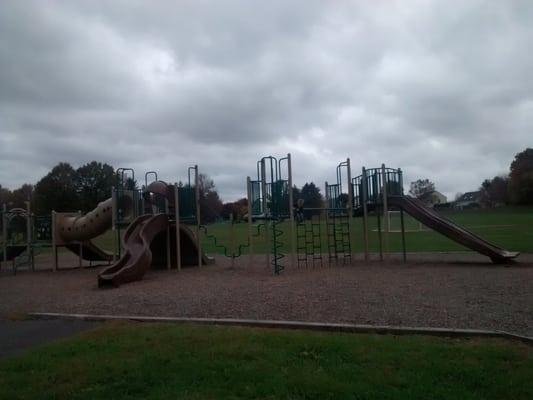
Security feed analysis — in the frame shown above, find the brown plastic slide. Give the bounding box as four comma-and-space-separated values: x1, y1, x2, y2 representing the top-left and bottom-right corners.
98, 214, 212, 287
388, 195, 519, 263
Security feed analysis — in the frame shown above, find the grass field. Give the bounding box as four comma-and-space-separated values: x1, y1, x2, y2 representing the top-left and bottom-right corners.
89, 206, 533, 255
1, 322, 532, 399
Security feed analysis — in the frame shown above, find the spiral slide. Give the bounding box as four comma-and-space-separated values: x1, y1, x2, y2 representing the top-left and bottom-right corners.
387, 195, 519, 263
98, 214, 211, 287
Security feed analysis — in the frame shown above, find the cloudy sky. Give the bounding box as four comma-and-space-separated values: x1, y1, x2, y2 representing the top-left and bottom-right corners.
1, 1, 532, 201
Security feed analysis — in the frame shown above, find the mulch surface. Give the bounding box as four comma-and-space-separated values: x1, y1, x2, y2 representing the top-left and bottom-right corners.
1, 252, 532, 337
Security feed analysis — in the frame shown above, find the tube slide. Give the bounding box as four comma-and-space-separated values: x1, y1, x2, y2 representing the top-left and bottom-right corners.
388, 195, 519, 263
55, 198, 115, 262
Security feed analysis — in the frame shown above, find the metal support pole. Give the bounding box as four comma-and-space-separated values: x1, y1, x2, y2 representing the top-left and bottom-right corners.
230, 213, 236, 269
78, 211, 83, 268
111, 186, 117, 262
381, 164, 389, 260
246, 177, 253, 268
2, 204, 7, 267
165, 199, 171, 270
361, 168, 369, 262
260, 159, 269, 269
195, 165, 201, 268
400, 209, 407, 263
346, 158, 354, 263
325, 181, 330, 265
377, 208, 383, 261
51, 210, 58, 271
25, 201, 33, 271
287, 153, 295, 269
174, 184, 182, 272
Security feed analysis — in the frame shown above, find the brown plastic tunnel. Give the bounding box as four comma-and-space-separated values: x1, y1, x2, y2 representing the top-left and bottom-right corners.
57, 195, 132, 243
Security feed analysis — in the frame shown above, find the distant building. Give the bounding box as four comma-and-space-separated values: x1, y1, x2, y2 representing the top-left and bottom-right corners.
454, 191, 481, 209
419, 190, 448, 208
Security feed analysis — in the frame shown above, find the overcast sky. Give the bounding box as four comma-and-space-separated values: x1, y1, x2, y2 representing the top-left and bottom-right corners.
1, 1, 532, 201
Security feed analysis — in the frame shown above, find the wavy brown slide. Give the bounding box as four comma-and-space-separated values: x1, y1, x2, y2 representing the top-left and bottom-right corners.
388, 195, 519, 263
98, 214, 212, 287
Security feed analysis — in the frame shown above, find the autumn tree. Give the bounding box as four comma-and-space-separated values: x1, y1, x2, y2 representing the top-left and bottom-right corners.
479, 176, 509, 207
508, 148, 533, 205
76, 161, 115, 211
0, 184, 33, 209
33, 163, 78, 214
197, 173, 223, 224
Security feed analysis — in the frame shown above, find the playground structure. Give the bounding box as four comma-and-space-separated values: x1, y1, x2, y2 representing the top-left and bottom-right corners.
1, 155, 520, 286
246, 154, 295, 274
1, 201, 55, 272
1, 165, 214, 286
97, 170, 214, 288
244, 155, 519, 273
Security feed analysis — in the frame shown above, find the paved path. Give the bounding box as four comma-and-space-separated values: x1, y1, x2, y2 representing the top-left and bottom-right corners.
0, 318, 99, 358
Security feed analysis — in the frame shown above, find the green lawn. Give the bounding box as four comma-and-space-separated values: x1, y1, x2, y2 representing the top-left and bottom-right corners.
0, 323, 532, 399
89, 206, 533, 256
197, 206, 533, 255
3, 206, 532, 257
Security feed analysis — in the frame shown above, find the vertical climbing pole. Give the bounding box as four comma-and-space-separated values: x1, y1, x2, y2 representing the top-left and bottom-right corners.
51, 210, 57, 271
287, 153, 295, 270
346, 158, 354, 262
361, 167, 370, 262
25, 201, 33, 271
165, 197, 171, 270
194, 165, 201, 268
381, 164, 389, 260
77, 210, 83, 268
260, 158, 269, 269
398, 168, 407, 263
111, 186, 117, 263
174, 183, 182, 272
2, 204, 7, 266
246, 176, 253, 268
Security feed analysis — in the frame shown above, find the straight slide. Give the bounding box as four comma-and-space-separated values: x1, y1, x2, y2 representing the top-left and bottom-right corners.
388, 195, 519, 263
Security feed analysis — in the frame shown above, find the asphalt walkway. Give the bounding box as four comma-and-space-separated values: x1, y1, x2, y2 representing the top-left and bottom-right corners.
0, 318, 98, 357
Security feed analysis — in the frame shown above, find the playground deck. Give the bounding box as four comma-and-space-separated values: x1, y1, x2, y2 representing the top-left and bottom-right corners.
1, 254, 532, 337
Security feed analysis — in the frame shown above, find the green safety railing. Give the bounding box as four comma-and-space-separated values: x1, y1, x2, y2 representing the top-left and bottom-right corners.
352, 167, 403, 209
200, 222, 265, 259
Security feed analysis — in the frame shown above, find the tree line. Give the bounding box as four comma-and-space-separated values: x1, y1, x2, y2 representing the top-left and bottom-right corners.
0, 162, 226, 225
478, 148, 533, 206
0, 162, 116, 215
0, 161, 326, 224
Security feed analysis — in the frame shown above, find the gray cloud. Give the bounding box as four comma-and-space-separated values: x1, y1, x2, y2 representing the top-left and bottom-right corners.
1, 0, 532, 202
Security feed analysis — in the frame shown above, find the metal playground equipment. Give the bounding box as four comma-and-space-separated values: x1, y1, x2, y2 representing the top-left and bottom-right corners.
245, 157, 518, 273
247, 154, 295, 274
2, 156, 519, 284
1, 202, 53, 273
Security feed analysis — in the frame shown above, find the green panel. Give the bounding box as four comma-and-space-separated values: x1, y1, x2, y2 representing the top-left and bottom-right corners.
178, 187, 196, 220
